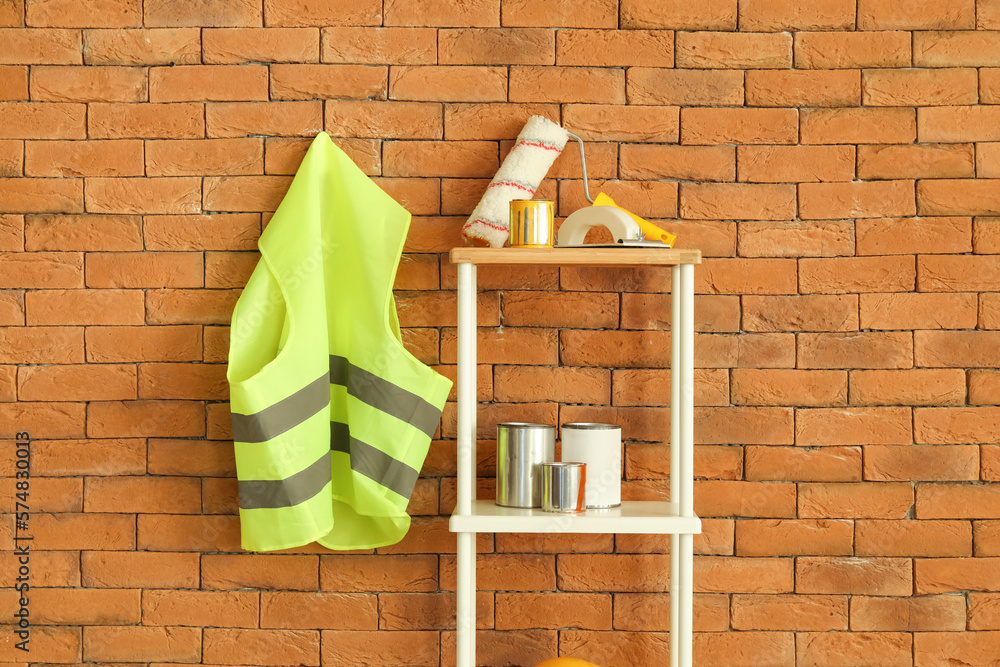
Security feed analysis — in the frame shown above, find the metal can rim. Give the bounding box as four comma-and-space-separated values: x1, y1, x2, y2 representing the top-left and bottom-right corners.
562, 422, 620, 430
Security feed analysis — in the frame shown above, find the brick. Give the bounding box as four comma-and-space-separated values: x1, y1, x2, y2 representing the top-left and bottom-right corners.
0, 250, 83, 287
795, 30, 910, 69
742, 295, 856, 333
207, 101, 323, 138
138, 513, 242, 552
920, 483, 1000, 519
201, 27, 317, 62
970, 592, 1000, 629
320, 554, 437, 592
696, 555, 794, 594
681, 108, 797, 145
680, 182, 796, 221
83, 551, 197, 588
18, 363, 135, 401
802, 107, 915, 145
32, 511, 134, 550
85, 177, 201, 215
0, 175, 84, 213
797, 632, 912, 667
858, 216, 972, 256
89, 101, 204, 139
676, 31, 791, 68
745, 445, 861, 482
621, 293, 740, 332
702, 260, 799, 299
147, 288, 240, 326
857, 518, 972, 557
858, 144, 974, 182
0, 587, 139, 624
84, 626, 201, 663
796, 406, 912, 445
0, 27, 81, 64
919, 106, 1000, 142
916, 331, 1000, 368
697, 406, 794, 445
735, 519, 853, 557
148, 438, 235, 476
495, 592, 610, 630
255, 591, 378, 630
985, 0, 1000, 28
620, 0, 734, 28
747, 69, 859, 107
202, 175, 292, 212
149, 64, 266, 103
509, 65, 624, 104
916, 630, 1000, 664
0, 101, 85, 140
630, 69, 743, 109
87, 400, 205, 438
557, 28, 672, 67
85, 475, 201, 514
0, 626, 80, 662
803, 256, 915, 294
493, 365, 609, 404
917, 407, 1000, 446
0, 326, 83, 365
442, 630, 555, 667
621, 145, 733, 182
797, 556, 912, 595
738, 220, 853, 258
919, 178, 1000, 216
864, 292, 977, 331
855, 594, 967, 631
383, 140, 496, 178
145, 0, 260, 27
0, 290, 21, 325
25, 139, 143, 177
435, 28, 553, 66
799, 482, 914, 519
0, 140, 22, 176
325, 101, 441, 141
501, 290, 616, 328
321, 27, 434, 65
31, 65, 146, 102
83, 27, 201, 65
85, 251, 202, 288
137, 362, 228, 400
270, 63, 386, 101
142, 590, 257, 628
146, 138, 263, 177
613, 368, 729, 407
503, 0, 615, 28
800, 181, 915, 220
920, 255, 1000, 292
559, 554, 671, 592
740, 0, 854, 30
695, 480, 797, 518
389, 66, 506, 103
850, 369, 968, 407
628, 444, 742, 480
32, 437, 144, 476
917, 557, 1000, 593
980, 141, 1000, 176
865, 67, 979, 107
731, 593, 847, 632
738, 145, 854, 184
616, 591, 729, 631
0, 0, 21, 27
731, 369, 845, 407
27, 0, 140, 27
859, 0, 974, 29
441, 553, 545, 591
917, 27, 1000, 65
971, 370, 1000, 405
26, 288, 142, 325
563, 104, 679, 144
0, 65, 28, 99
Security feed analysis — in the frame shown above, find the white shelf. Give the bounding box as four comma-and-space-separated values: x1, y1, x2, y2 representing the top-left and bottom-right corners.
450, 499, 702, 535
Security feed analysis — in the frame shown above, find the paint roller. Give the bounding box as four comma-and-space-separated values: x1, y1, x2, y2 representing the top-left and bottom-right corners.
462, 115, 569, 248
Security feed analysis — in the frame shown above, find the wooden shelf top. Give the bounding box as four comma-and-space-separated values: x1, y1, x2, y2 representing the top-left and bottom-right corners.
450, 247, 702, 266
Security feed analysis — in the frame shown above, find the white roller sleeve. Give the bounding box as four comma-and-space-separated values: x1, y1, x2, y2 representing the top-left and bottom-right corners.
461, 115, 569, 248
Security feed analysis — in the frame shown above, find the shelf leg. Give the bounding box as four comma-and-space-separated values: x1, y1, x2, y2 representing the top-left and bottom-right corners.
670, 263, 695, 667
456, 262, 477, 667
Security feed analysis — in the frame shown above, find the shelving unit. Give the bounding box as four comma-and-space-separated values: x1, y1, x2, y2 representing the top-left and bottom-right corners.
449, 246, 702, 667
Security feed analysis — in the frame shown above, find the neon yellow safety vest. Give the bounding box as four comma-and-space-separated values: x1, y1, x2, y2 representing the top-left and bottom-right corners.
226, 132, 452, 552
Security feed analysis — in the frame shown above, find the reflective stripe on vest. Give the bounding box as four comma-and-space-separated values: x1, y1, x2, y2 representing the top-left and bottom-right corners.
232, 356, 439, 508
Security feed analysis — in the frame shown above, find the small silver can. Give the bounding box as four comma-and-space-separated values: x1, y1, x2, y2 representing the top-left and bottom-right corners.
541, 462, 586, 513
496, 423, 556, 508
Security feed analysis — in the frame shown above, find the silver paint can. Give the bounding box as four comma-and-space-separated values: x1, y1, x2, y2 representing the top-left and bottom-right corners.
541, 461, 586, 513
496, 422, 556, 508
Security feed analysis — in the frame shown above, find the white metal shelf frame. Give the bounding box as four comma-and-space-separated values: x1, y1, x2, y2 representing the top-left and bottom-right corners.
449, 247, 702, 667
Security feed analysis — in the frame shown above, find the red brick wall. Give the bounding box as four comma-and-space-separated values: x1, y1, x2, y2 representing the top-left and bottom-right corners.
2, 0, 1000, 664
